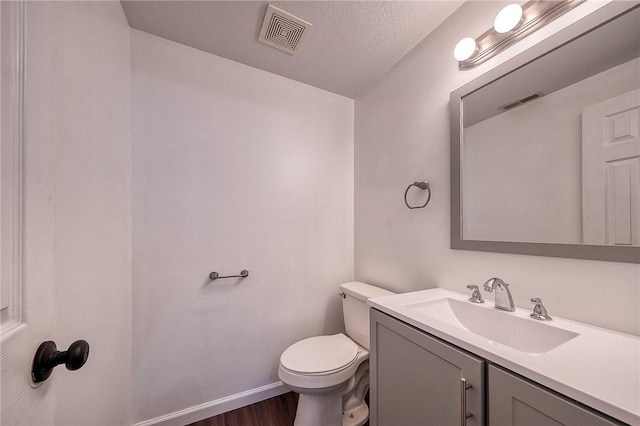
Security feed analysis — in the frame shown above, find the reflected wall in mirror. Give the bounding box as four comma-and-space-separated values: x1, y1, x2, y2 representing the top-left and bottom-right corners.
451, 3, 640, 263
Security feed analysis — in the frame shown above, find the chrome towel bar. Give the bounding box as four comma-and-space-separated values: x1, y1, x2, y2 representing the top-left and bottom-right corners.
209, 270, 249, 281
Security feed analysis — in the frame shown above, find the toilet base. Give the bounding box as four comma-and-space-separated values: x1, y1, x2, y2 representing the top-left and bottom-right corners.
342, 402, 368, 426
293, 389, 368, 426
294, 391, 345, 426
342, 360, 369, 426
291, 359, 370, 426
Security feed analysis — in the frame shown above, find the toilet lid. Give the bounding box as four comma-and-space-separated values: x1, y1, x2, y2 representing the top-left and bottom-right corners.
280, 334, 358, 374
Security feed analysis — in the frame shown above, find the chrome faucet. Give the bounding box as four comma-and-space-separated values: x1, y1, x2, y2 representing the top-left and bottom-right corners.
466, 284, 484, 304
530, 298, 552, 321
482, 277, 515, 312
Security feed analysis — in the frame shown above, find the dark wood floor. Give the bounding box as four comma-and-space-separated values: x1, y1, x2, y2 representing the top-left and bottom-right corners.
187, 392, 299, 426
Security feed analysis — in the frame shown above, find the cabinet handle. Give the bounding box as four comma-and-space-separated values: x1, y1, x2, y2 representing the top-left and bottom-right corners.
460, 377, 473, 425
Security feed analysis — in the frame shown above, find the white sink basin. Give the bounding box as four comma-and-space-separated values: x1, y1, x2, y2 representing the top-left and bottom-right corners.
404, 297, 578, 355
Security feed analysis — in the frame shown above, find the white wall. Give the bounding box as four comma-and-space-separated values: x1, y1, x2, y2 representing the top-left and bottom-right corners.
463, 58, 640, 244
355, 1, 640, 336
131, 30, 354, 423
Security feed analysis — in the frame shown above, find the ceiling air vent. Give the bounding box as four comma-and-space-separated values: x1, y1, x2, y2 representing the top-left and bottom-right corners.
499, 92, 545, 111
258, 5, 312, 55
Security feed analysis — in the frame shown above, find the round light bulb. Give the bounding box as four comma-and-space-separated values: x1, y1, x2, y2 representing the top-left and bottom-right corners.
453, 37, 478, 62
494, 4, 523, 34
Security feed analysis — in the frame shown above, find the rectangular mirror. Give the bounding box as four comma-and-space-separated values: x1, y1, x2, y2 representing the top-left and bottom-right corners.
451, 3, 640, 263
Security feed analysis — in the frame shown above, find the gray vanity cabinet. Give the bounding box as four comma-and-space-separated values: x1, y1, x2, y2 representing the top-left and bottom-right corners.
370, 309, 625, 426
488, 365, 622, 426
370, 309, 484, 426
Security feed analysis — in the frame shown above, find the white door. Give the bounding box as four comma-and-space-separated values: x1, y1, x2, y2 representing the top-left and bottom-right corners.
1, 2, 132, 425
582, 89, 640, 246
1, 2, 57, 424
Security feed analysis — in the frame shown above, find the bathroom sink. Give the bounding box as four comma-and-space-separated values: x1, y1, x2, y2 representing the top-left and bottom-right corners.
404, 298, 578, 354
368, 288, 639, 424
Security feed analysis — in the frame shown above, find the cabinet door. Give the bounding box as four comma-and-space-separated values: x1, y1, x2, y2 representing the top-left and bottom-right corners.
370, 309, 484, 426
488, 365, 623, 426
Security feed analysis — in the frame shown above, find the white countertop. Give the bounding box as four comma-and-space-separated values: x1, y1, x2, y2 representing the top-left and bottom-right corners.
368, 288, 640, 425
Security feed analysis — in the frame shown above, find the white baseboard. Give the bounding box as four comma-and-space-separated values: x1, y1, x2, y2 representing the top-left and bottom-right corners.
135, 381, 289, 426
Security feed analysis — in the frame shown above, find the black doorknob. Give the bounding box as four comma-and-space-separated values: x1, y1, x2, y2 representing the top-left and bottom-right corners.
31, 340, 90, 383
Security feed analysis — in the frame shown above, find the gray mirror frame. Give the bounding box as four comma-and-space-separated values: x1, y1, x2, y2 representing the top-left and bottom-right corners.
450, 2, 640, 264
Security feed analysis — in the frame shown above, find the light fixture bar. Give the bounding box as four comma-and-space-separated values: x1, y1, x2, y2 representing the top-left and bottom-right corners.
458, 0, 585, 70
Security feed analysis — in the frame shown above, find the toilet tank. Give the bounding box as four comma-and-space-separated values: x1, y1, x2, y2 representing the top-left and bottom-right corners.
340, 282, 395, 349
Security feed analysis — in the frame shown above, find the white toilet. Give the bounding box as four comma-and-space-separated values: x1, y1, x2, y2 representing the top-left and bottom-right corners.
278, 282, 395, 426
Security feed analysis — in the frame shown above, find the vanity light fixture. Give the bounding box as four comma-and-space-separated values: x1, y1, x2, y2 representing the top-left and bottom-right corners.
453, 37, 478, 62
493, 4, 523, 34
454, 0, 585, 70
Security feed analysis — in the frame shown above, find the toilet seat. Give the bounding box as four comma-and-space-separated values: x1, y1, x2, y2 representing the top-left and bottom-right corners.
278, 334, 368, 392
280, 334, 358, 375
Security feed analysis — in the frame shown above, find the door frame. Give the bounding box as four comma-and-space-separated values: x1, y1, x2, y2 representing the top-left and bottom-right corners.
1, 0, 25, 340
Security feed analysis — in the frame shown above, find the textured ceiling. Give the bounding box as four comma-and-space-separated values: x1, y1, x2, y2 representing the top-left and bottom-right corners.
121, 1, 463, 98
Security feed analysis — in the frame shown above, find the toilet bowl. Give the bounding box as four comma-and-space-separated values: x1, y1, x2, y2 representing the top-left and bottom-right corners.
278, 282, 395, 426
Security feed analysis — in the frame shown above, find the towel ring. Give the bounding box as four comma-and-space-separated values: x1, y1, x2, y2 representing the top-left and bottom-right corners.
404, 181, 431, 209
